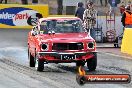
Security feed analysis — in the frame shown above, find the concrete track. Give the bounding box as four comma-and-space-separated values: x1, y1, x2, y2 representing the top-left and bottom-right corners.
0, 29, 131, 88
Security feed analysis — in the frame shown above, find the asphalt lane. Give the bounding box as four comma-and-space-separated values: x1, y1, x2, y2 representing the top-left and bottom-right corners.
0, 29, 132, 88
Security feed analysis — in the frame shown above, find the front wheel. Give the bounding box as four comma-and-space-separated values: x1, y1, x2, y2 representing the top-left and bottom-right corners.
76, 61, 85, 67
28, 49, 35, 67
35, 56, 44, 72
87, 53, 97, 71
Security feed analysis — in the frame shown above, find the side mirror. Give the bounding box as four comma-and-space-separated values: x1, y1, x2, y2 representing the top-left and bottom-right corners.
27, 13, 43, 26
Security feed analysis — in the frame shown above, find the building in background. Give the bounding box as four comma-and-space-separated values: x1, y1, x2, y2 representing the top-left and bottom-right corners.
0, 0, 131, 15
63, 0, 86, 15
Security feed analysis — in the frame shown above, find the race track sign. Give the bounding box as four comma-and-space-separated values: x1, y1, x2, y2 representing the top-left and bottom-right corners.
0, 4, 49, 28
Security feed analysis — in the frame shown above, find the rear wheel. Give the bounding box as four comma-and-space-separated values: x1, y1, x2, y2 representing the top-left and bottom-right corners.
35, 56, 44, 72
28, 49, 35, 67
87, 53, 97, 71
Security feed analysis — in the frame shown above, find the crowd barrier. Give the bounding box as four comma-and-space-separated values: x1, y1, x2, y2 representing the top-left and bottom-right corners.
121, 28, 132, 55
0, 4, 49, 28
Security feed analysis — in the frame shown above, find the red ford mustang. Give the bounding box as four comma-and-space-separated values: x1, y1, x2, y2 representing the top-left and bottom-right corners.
28, 17, 97, 71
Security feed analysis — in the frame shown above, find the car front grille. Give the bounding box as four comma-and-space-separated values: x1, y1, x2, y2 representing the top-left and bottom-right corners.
52, 43, 83, 50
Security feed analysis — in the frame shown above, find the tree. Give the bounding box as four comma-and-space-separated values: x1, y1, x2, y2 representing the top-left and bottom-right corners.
57, 0, 63, 15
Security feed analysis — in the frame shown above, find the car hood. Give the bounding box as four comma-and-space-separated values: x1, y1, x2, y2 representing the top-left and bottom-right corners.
39, 33, 93, 43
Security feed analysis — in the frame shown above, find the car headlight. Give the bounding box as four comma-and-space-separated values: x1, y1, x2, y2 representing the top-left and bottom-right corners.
41, 43, 48, 51
87, 42, 94, 49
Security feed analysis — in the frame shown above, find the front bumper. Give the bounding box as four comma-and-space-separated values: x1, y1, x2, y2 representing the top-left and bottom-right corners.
38, 51, 96, 56
37, 51, 97, 62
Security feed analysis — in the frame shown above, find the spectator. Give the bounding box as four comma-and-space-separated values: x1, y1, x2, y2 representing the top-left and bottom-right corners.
108, 0, 121, 14
0, 0, 2, 3
128, 1, 131, 5
121, 4, 132, 28
83, 1, 97, 39
75, 2, 85, 21
100, 0, 108, 7
108, 0, 120, 7
119, 1, 125, 15
88, 0, 96, 3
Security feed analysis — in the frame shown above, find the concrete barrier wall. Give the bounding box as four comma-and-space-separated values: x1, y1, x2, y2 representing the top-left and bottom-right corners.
121, 28, 132, 55
0, 4, 49, 28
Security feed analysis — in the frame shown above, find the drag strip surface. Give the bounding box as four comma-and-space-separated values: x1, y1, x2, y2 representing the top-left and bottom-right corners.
0, 29, 131, 88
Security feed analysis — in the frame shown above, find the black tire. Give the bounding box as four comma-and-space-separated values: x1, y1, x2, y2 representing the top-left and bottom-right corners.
35, 56, 44, 72
114, 44, 117, 48
28, 49, 35, 67
114, 44, 119, 48
76, 61, 85, 66
87, 53, 97, 71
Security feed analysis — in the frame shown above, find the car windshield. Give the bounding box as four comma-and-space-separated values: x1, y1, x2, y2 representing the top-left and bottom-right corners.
40, 19, 85, 34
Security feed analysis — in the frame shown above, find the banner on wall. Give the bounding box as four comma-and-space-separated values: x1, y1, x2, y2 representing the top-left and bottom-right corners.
0, 4, 49, 28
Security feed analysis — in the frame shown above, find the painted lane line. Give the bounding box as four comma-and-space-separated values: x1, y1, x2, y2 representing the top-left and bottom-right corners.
98, 52, 132, 60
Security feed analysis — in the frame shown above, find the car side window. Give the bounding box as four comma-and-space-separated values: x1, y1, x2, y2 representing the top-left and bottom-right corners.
40, 21, 49, 34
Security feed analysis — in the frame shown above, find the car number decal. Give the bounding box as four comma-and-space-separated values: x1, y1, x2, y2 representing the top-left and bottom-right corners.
61, 55, 76, 60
